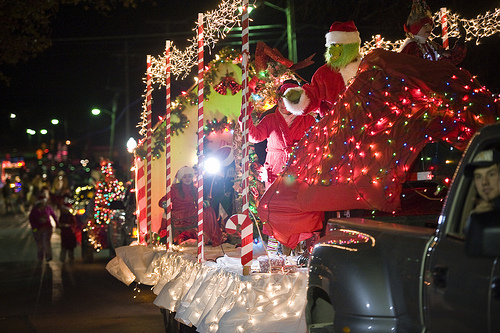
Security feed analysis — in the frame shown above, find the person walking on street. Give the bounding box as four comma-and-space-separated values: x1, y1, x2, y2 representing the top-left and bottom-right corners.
58, 202, 77, 262
2, 178, 13, 214
29, 194, 58, 261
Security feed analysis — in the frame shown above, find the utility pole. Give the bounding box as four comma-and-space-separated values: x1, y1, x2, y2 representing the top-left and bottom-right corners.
124, 41, 131, 142
263, 0, 297, 62
110, 92, 118, 160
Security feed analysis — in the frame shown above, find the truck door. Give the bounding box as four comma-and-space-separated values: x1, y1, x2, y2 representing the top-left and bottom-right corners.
423, 165, 496, 332
492, 261, 500, 332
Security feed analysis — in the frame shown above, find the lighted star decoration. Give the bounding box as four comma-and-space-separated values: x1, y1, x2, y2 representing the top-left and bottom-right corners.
361, 7, 500, 55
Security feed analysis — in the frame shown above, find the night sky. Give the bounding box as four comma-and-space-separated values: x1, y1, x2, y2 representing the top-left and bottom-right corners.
1, 0, 499, 161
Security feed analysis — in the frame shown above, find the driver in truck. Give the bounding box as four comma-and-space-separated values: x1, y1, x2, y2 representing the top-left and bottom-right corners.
464, 148, 500, 255
464, 148, 500, 213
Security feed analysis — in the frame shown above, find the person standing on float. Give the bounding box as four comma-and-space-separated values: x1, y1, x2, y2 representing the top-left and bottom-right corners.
399, 0, 466, 64
282, 21, 362, 117
241, 80, 316, 190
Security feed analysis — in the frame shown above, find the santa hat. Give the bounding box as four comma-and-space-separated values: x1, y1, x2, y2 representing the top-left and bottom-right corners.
404, 0, 434, 36
325, 21, 361, 46
175, 166, 195, 183
277, 80, 300, 96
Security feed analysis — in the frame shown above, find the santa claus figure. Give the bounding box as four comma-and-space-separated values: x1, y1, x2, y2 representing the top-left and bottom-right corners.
399, 0, 466, 64
240, 80, 316, 190
282, 21, 362, 117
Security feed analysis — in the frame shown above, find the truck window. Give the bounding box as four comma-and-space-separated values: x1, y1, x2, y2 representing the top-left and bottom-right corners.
451, 142, 500, 238
454, 180, 477, 238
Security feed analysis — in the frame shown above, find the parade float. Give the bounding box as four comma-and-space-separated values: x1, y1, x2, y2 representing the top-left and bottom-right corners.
106, 1, 500, 332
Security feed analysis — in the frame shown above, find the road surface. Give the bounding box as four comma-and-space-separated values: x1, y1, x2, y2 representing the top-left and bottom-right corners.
0, 209, 165, 333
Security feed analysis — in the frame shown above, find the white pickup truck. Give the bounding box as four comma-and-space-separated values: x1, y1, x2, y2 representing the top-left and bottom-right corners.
306, 123, 500, 333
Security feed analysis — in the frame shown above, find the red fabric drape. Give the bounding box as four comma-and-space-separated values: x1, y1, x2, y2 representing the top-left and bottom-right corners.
258, 49, 500, 248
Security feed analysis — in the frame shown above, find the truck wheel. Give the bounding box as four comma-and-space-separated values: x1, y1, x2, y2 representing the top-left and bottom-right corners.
81, 231, 94, 263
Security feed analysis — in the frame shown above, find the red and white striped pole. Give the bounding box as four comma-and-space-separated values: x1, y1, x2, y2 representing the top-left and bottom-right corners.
164, 41, 173, 250
146, 55, 153, 245
240, 0, 252, 276
197, 13, 205, 262
440, 8, 449, 50
375, 34, 382, 48
135, 156, 147, 244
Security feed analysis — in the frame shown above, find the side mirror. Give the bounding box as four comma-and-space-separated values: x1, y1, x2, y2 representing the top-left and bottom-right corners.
465, 211, 500, 257
109, 200, 125, 210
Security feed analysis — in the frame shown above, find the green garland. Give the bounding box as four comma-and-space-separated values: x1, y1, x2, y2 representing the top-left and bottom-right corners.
204, 116, 235, 134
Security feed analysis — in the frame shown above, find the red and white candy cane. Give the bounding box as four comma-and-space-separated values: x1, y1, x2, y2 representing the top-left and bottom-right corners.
164, 40, 173, 250
197, 13, 205, 262
375, 34, 382, 48
226, 214, 253, 270
440, 8, 449, 50
146, 55, 153, 245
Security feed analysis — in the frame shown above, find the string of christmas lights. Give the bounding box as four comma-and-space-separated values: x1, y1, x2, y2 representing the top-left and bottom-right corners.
150, 252, 308, 332
270, 49, 500, 214
138, 47, 241, 138
150, 0, 242, 83
139, 3, 500, 135
361, 7, 500, 55
84, 161, 124, 251
93, 161, 124, 225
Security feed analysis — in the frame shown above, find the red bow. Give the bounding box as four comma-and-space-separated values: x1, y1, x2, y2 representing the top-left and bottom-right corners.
254, 41, 315, 73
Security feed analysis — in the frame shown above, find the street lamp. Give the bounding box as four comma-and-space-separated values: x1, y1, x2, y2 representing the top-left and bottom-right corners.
126, 137, 137, 179
126, 137, 137, 153
91, 106, 116, 159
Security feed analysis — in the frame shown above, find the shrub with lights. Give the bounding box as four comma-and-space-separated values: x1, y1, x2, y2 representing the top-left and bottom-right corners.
85, 160, 124, 251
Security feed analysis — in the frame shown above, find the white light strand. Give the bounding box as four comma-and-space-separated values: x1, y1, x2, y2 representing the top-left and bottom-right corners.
138, 0, 242, 135
152, 0, 242, 82
139, 4, 500, 135
143, 251, 308, 331
138, 86, 152, 136
361, 8, 500, 56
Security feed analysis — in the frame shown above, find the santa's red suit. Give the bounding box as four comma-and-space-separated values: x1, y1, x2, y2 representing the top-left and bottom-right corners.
285, 61, 360, 116
400, 36, 466, 65
399, 0, 466, 65
159, 181, 222, 246
258, 49, 500, 249
283, 21, 362, 117
242, 108, 316, 189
